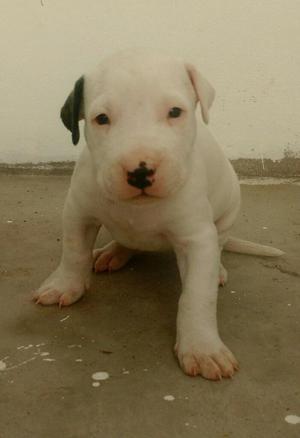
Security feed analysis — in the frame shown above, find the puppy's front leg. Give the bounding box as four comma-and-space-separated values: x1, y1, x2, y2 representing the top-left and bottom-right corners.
174, 225, 238, 380
33, 200, 99, 307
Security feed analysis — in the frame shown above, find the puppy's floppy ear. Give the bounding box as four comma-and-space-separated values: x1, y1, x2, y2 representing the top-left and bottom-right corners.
60, 76, 84, 145
185, 63, 215, 124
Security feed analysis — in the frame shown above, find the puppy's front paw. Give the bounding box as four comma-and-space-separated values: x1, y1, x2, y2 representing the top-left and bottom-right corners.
175, 339, 239, 380
32, 269, 85, 307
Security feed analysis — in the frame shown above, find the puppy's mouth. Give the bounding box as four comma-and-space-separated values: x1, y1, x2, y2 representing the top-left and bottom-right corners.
129, 190, 159, 202
122, 184, 171, 203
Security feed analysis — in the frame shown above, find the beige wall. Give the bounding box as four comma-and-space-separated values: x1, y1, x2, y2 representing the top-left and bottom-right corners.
1, 0, 299, 163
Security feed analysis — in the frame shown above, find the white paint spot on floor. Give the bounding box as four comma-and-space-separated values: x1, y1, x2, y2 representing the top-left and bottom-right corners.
185, 422, 190, 427
4, 356, 37, 371
0, 360, 7, 371
143, 368, 148, 372
22, 344, 34, 350
68, 344, 82, 349
7, 220, 13, 224
92, 382, 100, 387
40, 352, 50, 357
287, 303, 291, 307
75, 359, 83, 362
122, 370, 130, 375
230, 290, 237, 294
92, 371, 109, 381
163, 395, 175, 401
285, 415, 300, 425
262, 226, 268, 230
17, 346, 25, 350
35, 343, 46, 347
60, 315, 70, 322
43, 358, 56, 362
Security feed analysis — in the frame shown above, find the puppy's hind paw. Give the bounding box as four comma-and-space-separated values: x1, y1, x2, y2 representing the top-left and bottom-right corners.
93, 241, 135, 273
219, 263, 228, 287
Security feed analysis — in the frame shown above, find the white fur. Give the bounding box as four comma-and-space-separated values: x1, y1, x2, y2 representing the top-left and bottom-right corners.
33, 50, 281, 380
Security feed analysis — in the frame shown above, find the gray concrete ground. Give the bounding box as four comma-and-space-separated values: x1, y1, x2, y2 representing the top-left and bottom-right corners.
0, 174, 299, 438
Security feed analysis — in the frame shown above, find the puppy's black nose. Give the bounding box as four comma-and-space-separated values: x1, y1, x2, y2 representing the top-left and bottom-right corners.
127, 162, 155, 190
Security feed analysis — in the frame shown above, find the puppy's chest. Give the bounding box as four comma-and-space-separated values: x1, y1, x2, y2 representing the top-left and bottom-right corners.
100, 204, 170, 251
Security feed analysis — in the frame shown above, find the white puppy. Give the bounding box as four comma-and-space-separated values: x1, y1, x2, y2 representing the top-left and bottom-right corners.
33, 50, 283, 380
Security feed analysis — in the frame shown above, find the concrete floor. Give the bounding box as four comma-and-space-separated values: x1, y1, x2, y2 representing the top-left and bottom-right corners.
0, 174, 299, 438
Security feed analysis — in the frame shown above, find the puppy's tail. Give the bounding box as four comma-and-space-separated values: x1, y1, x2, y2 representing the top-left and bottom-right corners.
224, 236, 284, 257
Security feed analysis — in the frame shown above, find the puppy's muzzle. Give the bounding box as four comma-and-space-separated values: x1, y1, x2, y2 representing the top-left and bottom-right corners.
127, 161, 155, 190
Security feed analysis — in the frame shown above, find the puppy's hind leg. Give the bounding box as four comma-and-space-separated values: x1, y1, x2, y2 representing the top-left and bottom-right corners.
218, 262, 228, 287
93, 241, 136, 273
215, 204, 240, 287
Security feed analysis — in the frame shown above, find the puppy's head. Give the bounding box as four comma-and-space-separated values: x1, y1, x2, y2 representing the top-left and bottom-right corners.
61, 51, 215, 202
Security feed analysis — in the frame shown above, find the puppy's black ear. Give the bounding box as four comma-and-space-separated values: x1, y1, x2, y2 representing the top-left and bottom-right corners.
60, 76, 84, 145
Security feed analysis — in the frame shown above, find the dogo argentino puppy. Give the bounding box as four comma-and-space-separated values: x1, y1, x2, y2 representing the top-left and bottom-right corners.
33, 50, 283, 380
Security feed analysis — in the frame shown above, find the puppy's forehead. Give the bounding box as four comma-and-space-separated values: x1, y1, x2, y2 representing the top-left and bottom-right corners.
85, 52, 191, 102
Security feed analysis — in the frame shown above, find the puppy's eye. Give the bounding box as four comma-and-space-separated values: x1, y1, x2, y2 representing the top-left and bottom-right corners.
168, 107, 182, 118
95, 113, 110, 125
